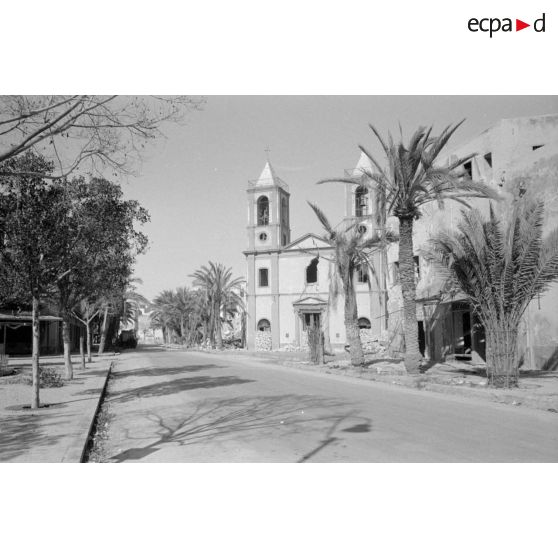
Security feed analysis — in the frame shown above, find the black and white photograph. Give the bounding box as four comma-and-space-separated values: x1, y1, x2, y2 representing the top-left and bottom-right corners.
1, 2, 556, 557
1, 95, 557, 463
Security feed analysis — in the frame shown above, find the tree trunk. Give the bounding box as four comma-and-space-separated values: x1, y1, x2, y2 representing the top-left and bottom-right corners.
486, 325, 519, 388
62, 316, 74, 380
31, 294, 40, 410
215, 301, 223, 349
323, 296, 333, 355
399, 217, 422, 374
86, 321, 92, 363
98, 305, 109, 355
308, 324, 325, 364
80, 332, 86, 370
241, 311, 246, 349
344, 276, 364, 366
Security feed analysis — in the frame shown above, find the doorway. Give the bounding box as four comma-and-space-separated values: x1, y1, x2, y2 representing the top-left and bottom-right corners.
302, 313, 321, 330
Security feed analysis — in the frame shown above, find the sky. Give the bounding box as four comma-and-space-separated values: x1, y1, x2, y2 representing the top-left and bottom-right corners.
123, 96, 558, 300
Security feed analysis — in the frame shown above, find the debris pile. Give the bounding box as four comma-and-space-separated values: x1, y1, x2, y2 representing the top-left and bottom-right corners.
255, 331, 272, 351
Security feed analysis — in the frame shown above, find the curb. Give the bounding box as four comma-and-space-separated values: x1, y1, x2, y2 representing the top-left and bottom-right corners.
317, 363, 558, 412
79, 361, 114, 463
59, 361, 114, 463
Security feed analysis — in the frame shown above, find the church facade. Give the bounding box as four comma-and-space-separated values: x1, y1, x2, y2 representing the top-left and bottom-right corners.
244, 113, 558, 369
243, 157, 384, 352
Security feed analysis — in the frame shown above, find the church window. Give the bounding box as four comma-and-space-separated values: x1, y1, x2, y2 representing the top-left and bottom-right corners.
258, 268, 269, 287
282, 233, 287, 246
257, 319, 271, 332
281, 197, 289, 226
355, 186, 369, 217
306, 258, 319, 284
356, 263, 369, 283
257, 196, 269, 225
357, 224, 367, 235
358, 317, 371, 329
259, 232, 268, 241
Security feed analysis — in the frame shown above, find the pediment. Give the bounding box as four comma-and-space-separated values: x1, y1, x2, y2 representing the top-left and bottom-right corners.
284, 233, 331, 251
292, 295, 328, 307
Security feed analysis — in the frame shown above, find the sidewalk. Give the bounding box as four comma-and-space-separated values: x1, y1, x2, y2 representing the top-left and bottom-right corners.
183, 346, 558, 413
0, 354, 115, 462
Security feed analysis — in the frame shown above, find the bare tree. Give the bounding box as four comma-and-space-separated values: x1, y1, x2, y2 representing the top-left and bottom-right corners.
0, 95, 204, 178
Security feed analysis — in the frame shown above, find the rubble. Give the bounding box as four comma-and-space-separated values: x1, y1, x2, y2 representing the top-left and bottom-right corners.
255, 331, 272, 351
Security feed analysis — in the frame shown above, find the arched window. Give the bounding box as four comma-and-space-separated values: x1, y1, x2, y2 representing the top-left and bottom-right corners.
358, 317, 371, 329
306, 257, 319, 284
257, 319, 271, 332
257, 196, 269, 225
355, 186, 369, 217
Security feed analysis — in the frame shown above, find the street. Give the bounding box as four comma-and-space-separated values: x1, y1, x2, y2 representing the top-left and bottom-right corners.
99, 346, 558, 462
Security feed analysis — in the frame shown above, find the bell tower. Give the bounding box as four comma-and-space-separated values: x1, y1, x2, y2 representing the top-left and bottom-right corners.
246, 157, 291, 251
343, 151, 377, 237
244, 156, 290, 351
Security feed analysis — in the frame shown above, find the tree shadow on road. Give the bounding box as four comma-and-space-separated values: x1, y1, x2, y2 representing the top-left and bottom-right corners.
107, 393, 372, 463
103, 375, 255, 404
111, 364, 226, 380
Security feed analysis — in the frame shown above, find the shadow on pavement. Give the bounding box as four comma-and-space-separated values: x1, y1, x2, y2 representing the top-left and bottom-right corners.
105, 375, 255, 404
0, 413, 66, 461
112, 364, 225, 380
108, 393, 372, 463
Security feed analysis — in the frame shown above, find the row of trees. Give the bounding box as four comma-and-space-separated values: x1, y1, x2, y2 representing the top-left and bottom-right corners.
150, 262, 244, 349
0, 95, 203, 408
311, 121, 558, 388
0, 153, 149, 408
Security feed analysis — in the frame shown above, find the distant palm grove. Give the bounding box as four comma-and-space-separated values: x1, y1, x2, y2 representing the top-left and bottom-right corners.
150, 262, 245, 349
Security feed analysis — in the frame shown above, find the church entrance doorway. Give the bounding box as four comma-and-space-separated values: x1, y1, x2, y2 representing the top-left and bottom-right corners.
302, 312, 321, 330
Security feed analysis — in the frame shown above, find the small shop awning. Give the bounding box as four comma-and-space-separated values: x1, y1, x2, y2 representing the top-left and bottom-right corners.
0, 313, 62, 327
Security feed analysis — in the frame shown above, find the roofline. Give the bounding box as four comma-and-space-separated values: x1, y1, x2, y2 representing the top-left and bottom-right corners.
284, 232, 332, 249
243, 245, 334, 257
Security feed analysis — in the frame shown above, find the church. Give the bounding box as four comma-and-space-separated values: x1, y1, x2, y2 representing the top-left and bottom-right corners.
243, 154, 384, 352
244, 113, 558, 368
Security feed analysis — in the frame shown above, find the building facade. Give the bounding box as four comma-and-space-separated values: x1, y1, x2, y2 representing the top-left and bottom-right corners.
244, 114, 558, 369
244, 158, 384, 351
389, 114, 558, 368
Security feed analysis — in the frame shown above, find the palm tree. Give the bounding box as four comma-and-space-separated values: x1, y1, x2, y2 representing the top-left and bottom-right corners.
309, 203, 395, 365
427, 197, 558, 387
151, 289, 180, 344
190, 262, 244, 349
320, 121, 498, 373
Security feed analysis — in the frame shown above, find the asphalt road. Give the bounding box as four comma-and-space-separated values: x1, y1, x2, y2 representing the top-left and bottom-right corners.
99, 346, 558, 462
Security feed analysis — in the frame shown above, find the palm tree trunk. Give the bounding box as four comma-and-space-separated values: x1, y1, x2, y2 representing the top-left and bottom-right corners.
486, 325, 519, 388
324, 296, 332, 355
399, 217, 422, 374
98, 305, 109, 355
31, 294, 40, 410
344, 278, 364, 366
215, 301, 223, 349
241, 311, 246, 349
62, 315, 74, 380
